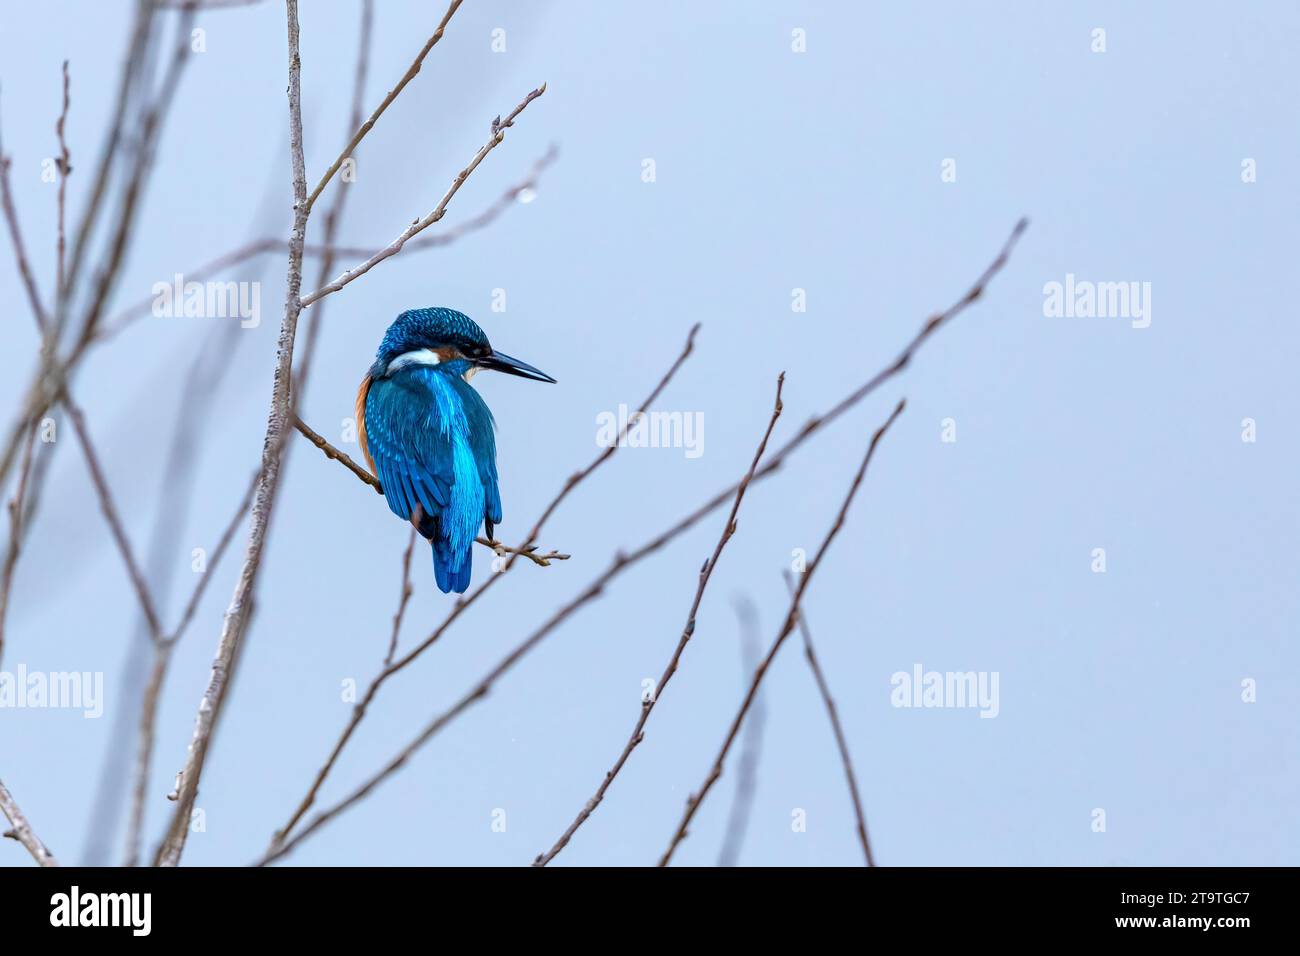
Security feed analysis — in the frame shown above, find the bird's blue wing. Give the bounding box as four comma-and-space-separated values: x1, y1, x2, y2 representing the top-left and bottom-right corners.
363, 373, 455, 526
468, 405, 502, 537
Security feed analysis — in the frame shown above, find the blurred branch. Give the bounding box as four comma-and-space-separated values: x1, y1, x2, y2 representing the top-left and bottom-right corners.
0, 778, 58, 867
58, 0, 159, 318
534, 373, 786, 866
64, 398, 165, 644
717, 597, 766, 867
158, 0, 266, 8
300, 83, 547, 308
261, 324, 700, 861
784, 569, 874, 867
70, 4, 196, 360
0, 425, 38, 671
658, 400, 905, 866
0, 3, 188, 494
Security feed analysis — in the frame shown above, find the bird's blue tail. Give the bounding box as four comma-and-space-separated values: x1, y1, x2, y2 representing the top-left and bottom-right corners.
432, 537, 472, 594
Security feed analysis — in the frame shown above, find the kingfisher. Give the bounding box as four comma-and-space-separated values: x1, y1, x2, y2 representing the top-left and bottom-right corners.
356, 307, 556, 593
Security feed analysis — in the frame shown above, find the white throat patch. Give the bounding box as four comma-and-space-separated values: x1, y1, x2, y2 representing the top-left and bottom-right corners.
386, 348, 442, 374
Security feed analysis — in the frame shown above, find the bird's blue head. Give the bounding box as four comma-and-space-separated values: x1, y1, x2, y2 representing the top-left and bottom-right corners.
369, 307, 556, 385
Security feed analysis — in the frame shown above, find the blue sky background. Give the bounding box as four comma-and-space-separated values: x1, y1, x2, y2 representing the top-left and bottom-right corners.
1, 0, 1296, 867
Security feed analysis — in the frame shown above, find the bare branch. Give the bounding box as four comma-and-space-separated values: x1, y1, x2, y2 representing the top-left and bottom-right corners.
263, 324, 700, 858
304, 0, 465, 213
477, 537, 569, 567
658, 400, 905, 866
300, 83, 547, 309
0, 777, 58, 866
293, 415, 381, 492
535, 373, 786, 866
784, 569, 874, 866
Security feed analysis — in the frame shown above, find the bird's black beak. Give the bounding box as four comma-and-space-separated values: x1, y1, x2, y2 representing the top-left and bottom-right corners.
478, 349, 557, 384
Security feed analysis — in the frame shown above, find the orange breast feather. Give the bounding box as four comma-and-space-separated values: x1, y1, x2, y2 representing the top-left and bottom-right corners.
355, 374, 376, 475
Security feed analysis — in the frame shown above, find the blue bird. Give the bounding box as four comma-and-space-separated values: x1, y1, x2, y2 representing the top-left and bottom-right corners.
356, 307, 556, 593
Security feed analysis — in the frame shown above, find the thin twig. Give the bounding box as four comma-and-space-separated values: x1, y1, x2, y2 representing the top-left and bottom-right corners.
300, 83, 547, 308
70, 3, 196, 360
534, 373, 786, 866
304, 0, 465, 213
385, 529, 417, 668
0, 113, 49, 329
477, 537, 569, 567
58, 0, 159, 321
784, 569, 874, 866
263, 325, 700, 857
658, 400, 905, 866
0, 777, 58, 866
294, 415, 380, 490
55, 60, 70, 298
